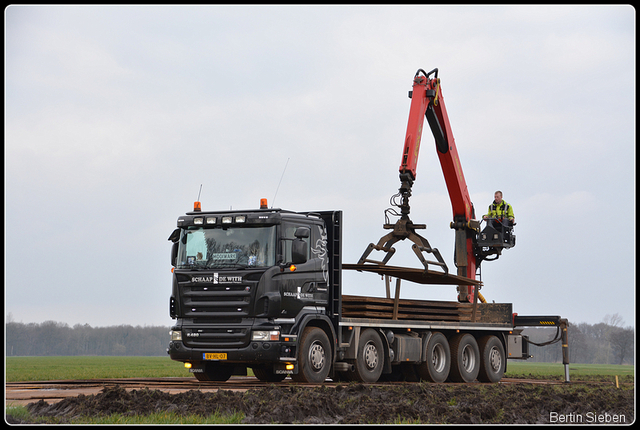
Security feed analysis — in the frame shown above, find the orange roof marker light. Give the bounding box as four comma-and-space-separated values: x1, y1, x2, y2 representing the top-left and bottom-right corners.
194, 184, 203, 212
260, 198, 268, 209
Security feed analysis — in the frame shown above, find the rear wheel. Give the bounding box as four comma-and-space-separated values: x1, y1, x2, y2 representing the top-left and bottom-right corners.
477, 335, 505, 383
352, 329, 384, 383
291, 327, 331, 383
193, 363, 233, 382
449, 333, 480, 382
416, 332, 450, 383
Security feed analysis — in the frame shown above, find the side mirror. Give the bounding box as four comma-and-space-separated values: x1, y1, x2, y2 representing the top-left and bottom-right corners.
292, 239, 308, 264
168, 228, 181, 243
294, 227, 310, 238
171, 242, 179, 267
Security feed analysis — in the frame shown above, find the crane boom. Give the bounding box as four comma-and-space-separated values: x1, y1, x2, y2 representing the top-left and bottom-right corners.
400, 68, 478, 301
359, 69, 477, 302
400, 68, 474, 222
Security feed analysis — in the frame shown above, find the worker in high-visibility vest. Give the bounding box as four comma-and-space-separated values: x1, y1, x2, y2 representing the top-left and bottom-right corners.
483, 191, 515, 228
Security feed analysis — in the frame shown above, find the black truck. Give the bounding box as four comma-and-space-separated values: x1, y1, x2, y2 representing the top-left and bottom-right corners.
167, 207, 568, 384
167, 69, 569, 383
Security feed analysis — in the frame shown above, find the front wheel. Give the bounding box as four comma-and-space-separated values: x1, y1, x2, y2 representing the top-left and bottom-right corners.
193, 362, 233, 382
252, 366, 287, 382
291, 327, 331, 383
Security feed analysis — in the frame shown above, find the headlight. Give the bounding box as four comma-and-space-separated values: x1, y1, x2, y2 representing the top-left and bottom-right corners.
170, 330, 182, 341
222, 216, 233, 224
251, 330, 280, 341
235, 215, 246, 223
206, 217, 217, 224
193, 218, 203, 225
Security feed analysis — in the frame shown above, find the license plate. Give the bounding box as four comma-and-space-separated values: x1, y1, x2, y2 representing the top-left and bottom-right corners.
203, 352, 227, 360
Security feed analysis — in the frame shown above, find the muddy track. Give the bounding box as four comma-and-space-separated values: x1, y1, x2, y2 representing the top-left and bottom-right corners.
7, 377, 634, 424
3, 376, 614, 404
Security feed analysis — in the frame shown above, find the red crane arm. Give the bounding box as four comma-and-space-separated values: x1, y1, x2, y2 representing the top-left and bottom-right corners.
398, 69, 477, 296
399, 69, 474, 222
361, 69, 511, 303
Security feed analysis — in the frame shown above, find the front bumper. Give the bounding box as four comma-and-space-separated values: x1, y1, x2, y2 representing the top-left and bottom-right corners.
167, 339, 295, 366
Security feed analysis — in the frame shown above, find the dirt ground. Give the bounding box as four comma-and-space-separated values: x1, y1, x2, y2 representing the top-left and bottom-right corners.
9, 381, 635, 425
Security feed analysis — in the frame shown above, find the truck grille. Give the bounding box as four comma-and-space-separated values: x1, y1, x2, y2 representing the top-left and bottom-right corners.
175, 271, 260, 349
182, 284, 251, 318
182, 326, 250, 348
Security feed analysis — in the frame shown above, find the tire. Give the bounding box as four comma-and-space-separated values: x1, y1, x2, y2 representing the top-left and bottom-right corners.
477, 335, 505, 383
416, 332, 451, 383
252, 366, 287, 382
193, 363, 233, 382
352, 329, 384, 383
291, 327, 331, 383
449, 333, 480, 383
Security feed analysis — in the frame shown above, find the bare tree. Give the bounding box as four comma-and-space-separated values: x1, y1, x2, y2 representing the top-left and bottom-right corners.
603, 313, 625, 328
609, 327, 634, 365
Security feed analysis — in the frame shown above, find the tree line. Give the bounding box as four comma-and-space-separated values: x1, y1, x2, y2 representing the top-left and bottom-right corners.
523, 313, 634, 365
5, 314, 634, 363
5, 320, 169, 357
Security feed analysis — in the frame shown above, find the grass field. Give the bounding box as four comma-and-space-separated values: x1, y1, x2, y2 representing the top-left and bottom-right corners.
5, 356, 187, 382
5, 356, 634, 383
505, 361, 634, 382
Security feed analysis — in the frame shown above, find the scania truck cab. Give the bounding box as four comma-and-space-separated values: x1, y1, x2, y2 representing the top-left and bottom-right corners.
167, 205, 341, 382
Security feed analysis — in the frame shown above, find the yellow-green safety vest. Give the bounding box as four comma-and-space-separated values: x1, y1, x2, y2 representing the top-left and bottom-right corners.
486, 200, 514, 220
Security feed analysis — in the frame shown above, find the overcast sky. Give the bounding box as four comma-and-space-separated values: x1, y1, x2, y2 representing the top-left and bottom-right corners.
5, 5, 635, 330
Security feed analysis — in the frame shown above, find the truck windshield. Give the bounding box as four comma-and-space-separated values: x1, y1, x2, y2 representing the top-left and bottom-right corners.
177, 226, 276, 269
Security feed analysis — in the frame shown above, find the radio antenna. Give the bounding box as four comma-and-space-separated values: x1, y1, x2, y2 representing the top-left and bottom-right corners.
197, 184, 202, 201
271, 158, 290, 208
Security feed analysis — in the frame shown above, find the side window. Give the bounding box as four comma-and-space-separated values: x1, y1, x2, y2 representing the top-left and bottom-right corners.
185, 229, 207, 263
282, 223, 310, 264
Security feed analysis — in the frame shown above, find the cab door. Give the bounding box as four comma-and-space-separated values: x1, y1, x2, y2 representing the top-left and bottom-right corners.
279, 222, 327, 316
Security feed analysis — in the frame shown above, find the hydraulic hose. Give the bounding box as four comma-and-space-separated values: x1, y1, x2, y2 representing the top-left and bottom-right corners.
477, 292, 487, 303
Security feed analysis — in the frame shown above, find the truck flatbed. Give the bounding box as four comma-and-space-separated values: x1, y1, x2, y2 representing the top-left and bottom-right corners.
339, 317, 513, 332
342, 295, 512, 326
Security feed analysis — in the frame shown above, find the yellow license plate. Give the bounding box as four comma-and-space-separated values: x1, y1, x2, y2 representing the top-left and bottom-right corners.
203, 353, 227, 360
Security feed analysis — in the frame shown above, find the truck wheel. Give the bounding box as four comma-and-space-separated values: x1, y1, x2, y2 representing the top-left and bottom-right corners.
416, 332, 450, 383
194, 363, 233, 382
477, 335, 505, 383
291, 327, 331, 383
252, 366, 287, 382
449, 333, 480, 383
352, 329, 384, 383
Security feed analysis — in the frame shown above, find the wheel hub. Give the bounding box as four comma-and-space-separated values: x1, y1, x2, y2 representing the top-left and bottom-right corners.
431, 344, 446, 372
461, 344, 476, 372
489, 346, 502, 372
309, 341, 326, 371
363, 341, 379, 370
